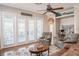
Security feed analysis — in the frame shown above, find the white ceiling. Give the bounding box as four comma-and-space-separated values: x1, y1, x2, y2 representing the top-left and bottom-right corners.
1, 3, 79, 14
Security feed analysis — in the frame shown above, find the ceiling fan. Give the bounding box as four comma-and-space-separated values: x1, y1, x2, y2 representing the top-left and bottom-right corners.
38, 4, 64, 15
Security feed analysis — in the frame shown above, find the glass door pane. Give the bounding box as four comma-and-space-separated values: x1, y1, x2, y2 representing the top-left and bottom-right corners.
36, 17, 43, 39
2, 12, 15, 46
28, 17, 35, 41
18, 16, 26, 43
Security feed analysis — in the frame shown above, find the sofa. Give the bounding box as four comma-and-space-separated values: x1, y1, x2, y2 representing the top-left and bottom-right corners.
53, 33, 79, 49
51, 43, 74, 56
51, 42, 79, 56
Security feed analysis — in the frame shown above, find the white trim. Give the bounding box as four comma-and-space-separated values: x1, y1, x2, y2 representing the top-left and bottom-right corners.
56, 14, 74, 19
0, 8, 1, 48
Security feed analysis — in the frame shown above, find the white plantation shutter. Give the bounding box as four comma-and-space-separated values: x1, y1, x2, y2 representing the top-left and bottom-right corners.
2, 12, 16, 46
0, 8, 44, 48
28, 16, 35, 41
18, 15, 26, 43
36, 16, 43, 39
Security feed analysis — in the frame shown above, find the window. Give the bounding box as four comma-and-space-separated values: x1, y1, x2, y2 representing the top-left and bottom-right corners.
2, 12, 15, 46
18, 16, 26, 43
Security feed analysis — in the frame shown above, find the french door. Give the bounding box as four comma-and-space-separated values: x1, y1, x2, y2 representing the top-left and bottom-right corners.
18, 15, 26, 43
2, 12, 16, 46
0, 11, 43, 48
27, 16, 43, 41
36, 16, 43, 39
28, 16, 35, 41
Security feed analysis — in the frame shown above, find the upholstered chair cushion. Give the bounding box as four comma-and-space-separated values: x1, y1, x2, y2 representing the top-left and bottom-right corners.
53, 37, 64, 49
39, 32, 52, 45
64, 34, 79, 43
39, 39, 50, 45
55, 41, 64, 49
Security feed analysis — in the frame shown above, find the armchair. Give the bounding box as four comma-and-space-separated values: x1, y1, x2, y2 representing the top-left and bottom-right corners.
39, 32, 52, 46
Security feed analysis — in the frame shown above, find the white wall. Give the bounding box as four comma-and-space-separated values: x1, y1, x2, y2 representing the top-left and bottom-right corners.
43, 15, 49, 32
74, 6, 79, 34
60, 17, 74, 26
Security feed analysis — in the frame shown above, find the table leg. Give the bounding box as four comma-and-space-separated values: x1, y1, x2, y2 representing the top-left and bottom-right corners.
30, 53, 32, 56
37, 52, 42, 56
48, 48, 49, 56
37, 53, 40, 56
40, 52, 42, 56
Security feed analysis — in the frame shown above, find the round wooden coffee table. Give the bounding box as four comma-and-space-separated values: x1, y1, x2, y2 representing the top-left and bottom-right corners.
29, 44, 49, 56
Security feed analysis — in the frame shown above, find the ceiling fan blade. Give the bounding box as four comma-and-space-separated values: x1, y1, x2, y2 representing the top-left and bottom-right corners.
52, 7, 64, 10
51, 10, 57, 14
42, 11, 48, 15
